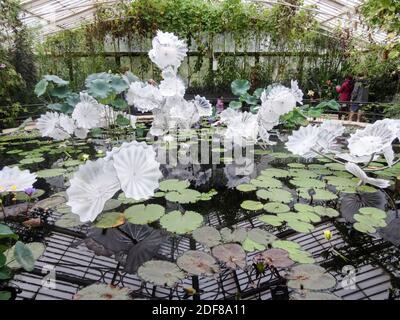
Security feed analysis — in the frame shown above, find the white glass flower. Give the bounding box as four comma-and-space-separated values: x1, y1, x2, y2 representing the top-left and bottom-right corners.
112, 141, 162, 200
36, 112, 60, 137
66, 159, 120, 222
290, 80, 304, 104
169, 98, 199, 129
125, 82, 163, 113
148, 30, 188, 70
347, 122, 395, 157
0, 166, 37, 193
224, 112, 259, 146
194, 95, 212, 117
219, 108, 239, 125
345, 162, 390, 189
74, 127, 89, 139
72, 93, 102, 129
320, 120, 345, 137
285, 125, 320, 158
36, 112, 71, 141
376, 119, 400, 139
159, 76, 185, 97
264, 85, 298, 115
59, 114, 76, 134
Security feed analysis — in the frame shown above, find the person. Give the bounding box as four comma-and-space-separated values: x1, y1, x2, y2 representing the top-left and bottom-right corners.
335, 75, 354, 120
216, 96, 224, 113
349, 75, 369, 122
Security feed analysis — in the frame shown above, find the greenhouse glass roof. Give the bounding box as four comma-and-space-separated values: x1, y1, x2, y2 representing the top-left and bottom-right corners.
20, 0, 386, 43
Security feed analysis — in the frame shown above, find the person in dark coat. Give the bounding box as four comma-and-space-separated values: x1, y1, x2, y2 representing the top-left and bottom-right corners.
349, 76, 369, 122
336, 75, 354, 119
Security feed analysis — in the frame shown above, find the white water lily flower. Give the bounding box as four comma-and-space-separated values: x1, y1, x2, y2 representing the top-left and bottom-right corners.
0, 166, 37, 193
347, 122, 395, 157
59, 114, 76, 134
345, 162, 390, 189
125, 82, 163, 113
194, 95, 212, 117
148, 30, 188, 70
72, 93, 102, 129
285, 125, 320, 158
225, 112, 259, 146
159, 76, 185, 97
112, 141, 162, 200
66, 159, 120, 222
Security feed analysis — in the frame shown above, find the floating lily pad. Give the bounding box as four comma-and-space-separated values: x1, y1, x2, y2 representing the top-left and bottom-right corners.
241, 200, 264, 211
125, 204, 165, 225
236, 184, 257, 192
294, 203, 314, 212
287, 163, 305, 169
290, 291, 342, 300
287, 220, 315, 233
177, 251, 220, 277
192, 226, 221, 247
220, 227, 247, 244
258, 214, 284, 227
94, 212, 126, 228
286, 264, 336, 290
290, 178, 326, 189
261, 168, 289, 178
257, 189, 292, 203
263, 202, 290, 214
212, 243, 246, 269
19, 157, 45, 165
242, 228, 276, 252
15, 189, 45, 201
289, 169, 319, 179
5, 242, 45, 270
117, 193, 145, 204
260, 248, 294, 268
36, 168, 66, 178
325, 163, 345, 171
165, 189, 201, 204
103, 199, 122, 212
251, 177, 282, 189
313, 206, 339, 218
138, 260, 186, 287
73, 284, 131, 300
160, 210, 203, 234
55, 213, 84, 228
159, 179, 190, 192
298, 188, 337, 201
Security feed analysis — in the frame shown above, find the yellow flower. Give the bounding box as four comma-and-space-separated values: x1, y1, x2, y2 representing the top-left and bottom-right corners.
323, 229, 332, 241
308, 90, 315, 97
10, 185, 17, 191
183, 287, 197, 296
81, 154, 90, 162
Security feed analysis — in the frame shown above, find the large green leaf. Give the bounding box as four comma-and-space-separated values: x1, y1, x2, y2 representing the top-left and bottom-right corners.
34, 79, 48, 97
160, 210, 203, 234
0, 224, 18, 240
231, 79, 250, 96
50, 85, 70, 98
229, 101, 242, 110
125, 204, 165, 224
87, 79, 112, 99
14, 241, 35, 272
44, 75, 69, 86
0, 291, 11, 300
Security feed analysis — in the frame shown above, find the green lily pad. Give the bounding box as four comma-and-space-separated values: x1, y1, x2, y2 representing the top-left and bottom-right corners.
15, 189, 45, 201
103, 199, 122, 212
257, 189, 292, 203
236, 184, 257, 192
294, 203, 314, 212
159, 179, 190, 192
313, 206, 340, 218
354, 222, 376, 233
251, 176, 282, 189
5, 242, 45, 271
261, 168, 289, 178
298, 188, 337, 201
193, 226, 222, 248
36, 168, 66, 178
289, 169, 319, 179
165, 189, 202, 204
258, 214, 284, 227
325, 163, 346, 171
117, 193, 145, 204
19, 157, 45, 165
160, 210, 203, 234
287, 163, 305, 169
241, 200, 264, 211
125, 204, 165, 225
290, 178, 326, 189
55, 213, 84, 228
94, 212, 126, 228
287, 220, 315, 233
263, 202, 290, 214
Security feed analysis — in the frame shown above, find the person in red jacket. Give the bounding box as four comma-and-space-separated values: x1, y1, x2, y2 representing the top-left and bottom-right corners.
335, 75, 354, 120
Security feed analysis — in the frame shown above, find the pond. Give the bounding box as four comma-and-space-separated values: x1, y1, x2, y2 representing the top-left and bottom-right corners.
1, 124, 400, 300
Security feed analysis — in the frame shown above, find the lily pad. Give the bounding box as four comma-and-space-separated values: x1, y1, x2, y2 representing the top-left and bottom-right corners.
220, 227, 247, 244
5, 242, 45, 270
125, 204, 165, 225
36, 168, 66, 178
159, 179, 190, 192
137, 260, 186, 287
240, 200, 263, 211
94, 212, 126, 228
236, 184, 257, 192
257, 189, 293, 203
260, 248, 294, 268
313, 206, 339, 218
55, 213, 84, 228
263, 202, 290, 214
177, 251, 220, 277
192, 226, 221, 248
290, 178, 326, 189
165, 189, 201, 204
287, 220, 315, 233
251, 177, 282, 189
211, 243, 246, 270
286, 264, 336, 290
73, 284, 131, 300
160, 210, 203, 234
261, 168, 289, 178
258, 214, 284, 227
298, 188, 337, 201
